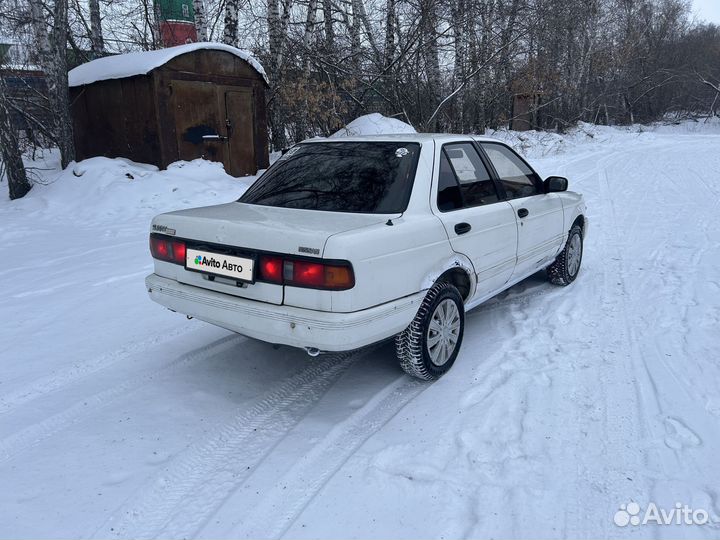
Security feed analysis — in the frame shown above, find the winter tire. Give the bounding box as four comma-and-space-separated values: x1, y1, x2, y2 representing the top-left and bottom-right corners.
395, 281, 465, 380
547, 224, 583, 286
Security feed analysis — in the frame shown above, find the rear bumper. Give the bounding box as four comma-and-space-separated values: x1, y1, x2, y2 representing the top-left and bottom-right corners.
145, 274, 424, 352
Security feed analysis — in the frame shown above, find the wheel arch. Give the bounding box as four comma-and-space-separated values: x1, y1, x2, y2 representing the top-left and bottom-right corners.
571, 214, 585, 236
422, 253, 474, 304
572, 214, 585, 231
435, 267, 474, 302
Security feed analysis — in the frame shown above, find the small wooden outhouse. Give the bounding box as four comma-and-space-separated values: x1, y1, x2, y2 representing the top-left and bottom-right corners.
68, 43, 269, 177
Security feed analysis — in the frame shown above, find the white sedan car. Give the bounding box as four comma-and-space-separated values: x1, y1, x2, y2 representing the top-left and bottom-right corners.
146, 134, 586, 379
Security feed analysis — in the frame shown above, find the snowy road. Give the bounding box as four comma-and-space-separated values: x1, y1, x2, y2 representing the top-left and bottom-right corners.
1, 126, 719, 538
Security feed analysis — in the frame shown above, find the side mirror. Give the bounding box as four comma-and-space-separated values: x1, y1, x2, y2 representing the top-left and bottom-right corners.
544, 176, 568, 193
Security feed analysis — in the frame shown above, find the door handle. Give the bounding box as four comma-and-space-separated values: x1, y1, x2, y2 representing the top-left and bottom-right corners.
202, 134, 228, 142
517, 208, 529, 218
454, 222, 472, 235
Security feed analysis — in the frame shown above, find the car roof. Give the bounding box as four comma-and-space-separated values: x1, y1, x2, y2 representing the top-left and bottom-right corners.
301, 133, 504, 144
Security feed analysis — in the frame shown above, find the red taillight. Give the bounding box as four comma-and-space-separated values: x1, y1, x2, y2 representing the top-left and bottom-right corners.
171, 240, 186, 264
262, 257, 354, 290
259, 255, 283, 283
150, 236, 168, 259
289, 261, 325, 287
150, 234, 186, 265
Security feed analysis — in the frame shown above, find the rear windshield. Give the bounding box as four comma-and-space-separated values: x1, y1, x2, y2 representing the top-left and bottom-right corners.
239, 142, 421, 213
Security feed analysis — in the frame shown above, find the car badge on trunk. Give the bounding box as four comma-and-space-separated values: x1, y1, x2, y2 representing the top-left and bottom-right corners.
152, 224, 176, 235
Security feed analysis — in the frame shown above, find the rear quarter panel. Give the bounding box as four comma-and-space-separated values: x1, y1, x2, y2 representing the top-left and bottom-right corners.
323, 214, 454, 312
320, 141, 458, 312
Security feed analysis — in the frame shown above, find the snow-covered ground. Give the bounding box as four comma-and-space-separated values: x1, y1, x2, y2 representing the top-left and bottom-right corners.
1, 121, 719, 538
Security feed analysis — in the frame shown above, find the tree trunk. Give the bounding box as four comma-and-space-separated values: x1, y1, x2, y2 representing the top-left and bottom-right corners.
355, 0, 379, 62
52, 0, 75, 168
30, 0, 75, 168
384, 0, 396, 68
267, 0, 287, 149
268, 0, 283, 69
498, 0, 520, 89
222, 0, 239, 45
29, 0, 52, 62
383, 0, 396, 109
302, 0, 318, 71
322, 0, 334, 54
0, 91, 32, 200
450, 0, 465, 131
350, 0, 361, 72
193, 0, 208, 41
279, 0, 293, 55
89, 0, 104, 55
421, 0, 441, 130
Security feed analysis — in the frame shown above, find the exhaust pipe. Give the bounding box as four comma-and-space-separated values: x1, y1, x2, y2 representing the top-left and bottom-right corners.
305, 347, 321, 357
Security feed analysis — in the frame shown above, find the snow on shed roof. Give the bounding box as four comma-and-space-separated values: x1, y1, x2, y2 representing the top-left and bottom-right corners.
68, 43, 268, 87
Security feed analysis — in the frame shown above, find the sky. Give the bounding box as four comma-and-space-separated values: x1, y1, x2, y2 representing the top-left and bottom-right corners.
692, 0, 720, 23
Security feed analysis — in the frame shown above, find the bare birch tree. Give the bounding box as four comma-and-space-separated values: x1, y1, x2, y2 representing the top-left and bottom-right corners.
193, 0, 208, 41
28, 0, 74, 167
222, 0, 239, 45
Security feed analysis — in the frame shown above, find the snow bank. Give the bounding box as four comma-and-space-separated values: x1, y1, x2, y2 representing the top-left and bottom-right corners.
485, 118, 720, 159
330, 113, 416, 138
68, 43, 268, 87
0, 154, 254, 224
643, 115, 720, 134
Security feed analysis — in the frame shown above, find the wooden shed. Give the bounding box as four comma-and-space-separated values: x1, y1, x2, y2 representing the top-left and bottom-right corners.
508, 71, 543, 132
68, 43, 269, 177
510, 92, 541, 131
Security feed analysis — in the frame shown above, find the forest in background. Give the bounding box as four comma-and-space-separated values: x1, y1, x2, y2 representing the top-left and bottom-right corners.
1, 0, 719, 199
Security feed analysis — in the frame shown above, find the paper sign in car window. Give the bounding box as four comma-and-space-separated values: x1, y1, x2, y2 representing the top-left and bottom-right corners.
448, 149, 477, 183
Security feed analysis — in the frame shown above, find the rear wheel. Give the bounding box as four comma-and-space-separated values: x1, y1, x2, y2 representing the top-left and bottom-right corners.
547, 224, 583, 286
395, 281, 465, 380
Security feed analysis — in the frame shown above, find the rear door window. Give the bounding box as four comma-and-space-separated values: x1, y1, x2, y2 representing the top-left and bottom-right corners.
481, 143, 540, 199
437, 153, 464, 211
239, 142, 420, 213
438, 143, 500, 210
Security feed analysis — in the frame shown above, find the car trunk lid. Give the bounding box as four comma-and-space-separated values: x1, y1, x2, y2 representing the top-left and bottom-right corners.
152, 202, 398, 304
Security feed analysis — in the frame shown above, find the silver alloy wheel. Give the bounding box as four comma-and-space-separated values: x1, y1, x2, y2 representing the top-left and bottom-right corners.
427, 298, 461, 366
567, 233, 582, 277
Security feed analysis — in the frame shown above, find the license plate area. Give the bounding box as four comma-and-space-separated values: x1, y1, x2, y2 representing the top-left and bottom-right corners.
185, 248, 255, 283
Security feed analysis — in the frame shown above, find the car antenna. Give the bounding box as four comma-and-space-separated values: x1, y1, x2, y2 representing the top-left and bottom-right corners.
385, 219, 394, 226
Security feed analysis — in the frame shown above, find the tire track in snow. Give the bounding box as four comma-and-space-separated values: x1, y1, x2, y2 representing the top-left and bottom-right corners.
592, 148, 672, 516
603, 141, 720, 482
594, 141, 720, 521
231, 376, 427, 539
102, 348, 372, 539
568, 153, 638, 536
0, 323, 195, 416
0, 333, 242, 465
